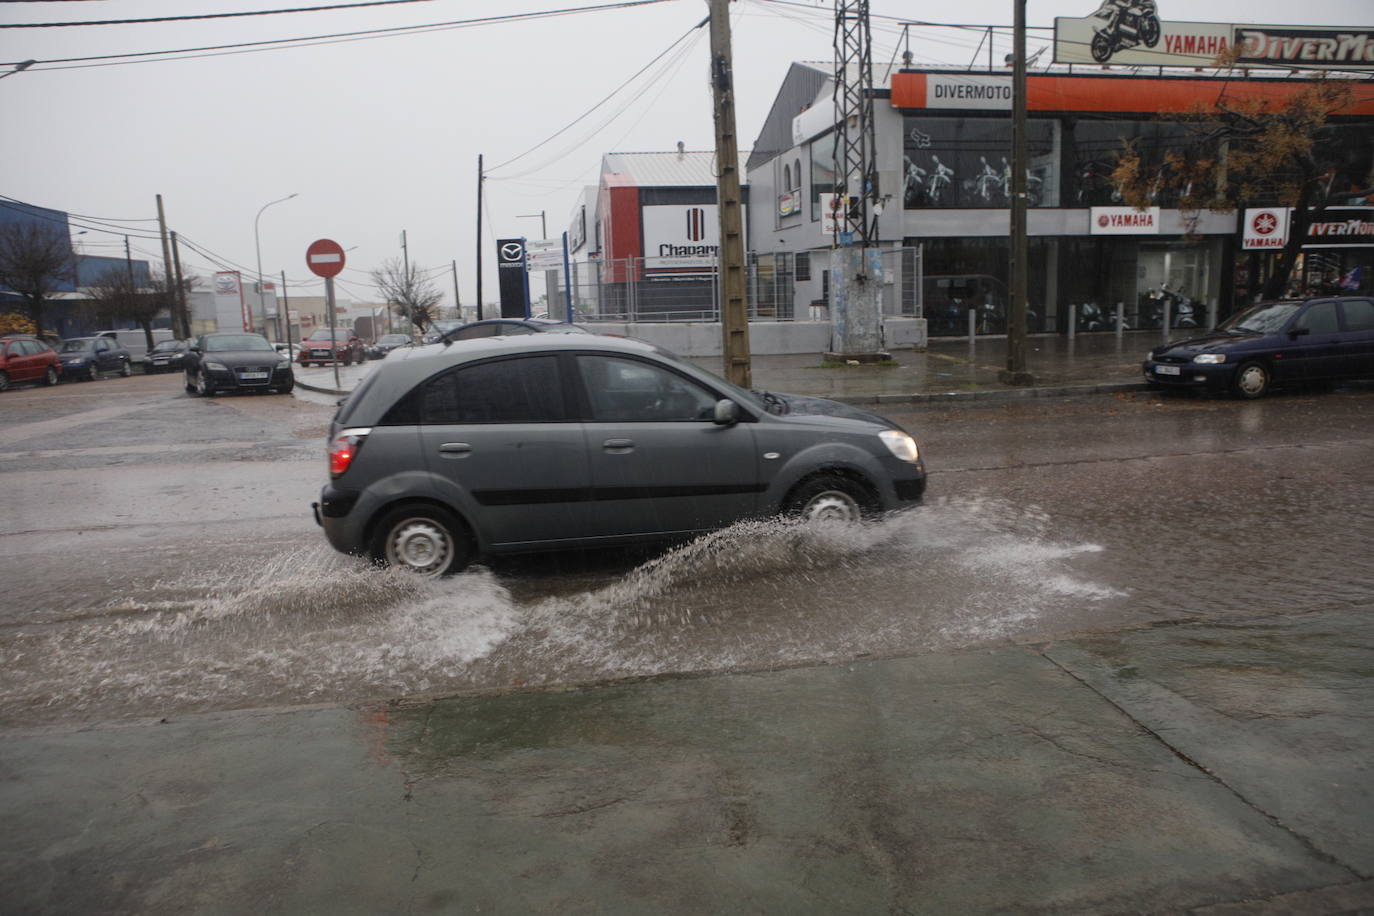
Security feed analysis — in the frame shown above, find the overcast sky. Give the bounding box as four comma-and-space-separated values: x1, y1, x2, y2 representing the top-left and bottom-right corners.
2, 0, 1369, 309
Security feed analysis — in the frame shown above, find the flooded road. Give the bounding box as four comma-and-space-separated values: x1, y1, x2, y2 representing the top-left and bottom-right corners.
3, 374, 1373, 728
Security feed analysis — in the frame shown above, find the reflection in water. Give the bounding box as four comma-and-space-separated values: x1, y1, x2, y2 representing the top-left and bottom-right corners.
0, 499, 1124, 727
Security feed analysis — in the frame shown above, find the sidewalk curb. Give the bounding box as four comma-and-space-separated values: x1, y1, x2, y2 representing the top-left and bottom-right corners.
833, 382, 1151, 407
294, 378, 351, 397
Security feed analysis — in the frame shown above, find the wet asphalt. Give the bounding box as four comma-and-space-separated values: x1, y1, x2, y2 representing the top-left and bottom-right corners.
2, 333, 1373, 914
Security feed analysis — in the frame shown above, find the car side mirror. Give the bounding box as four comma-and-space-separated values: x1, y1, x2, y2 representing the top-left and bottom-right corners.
713, 399, 740, 426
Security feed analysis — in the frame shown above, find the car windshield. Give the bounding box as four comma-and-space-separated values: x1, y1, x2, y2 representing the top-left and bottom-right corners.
151, 341, 182, 353
59, 339, 96, 353
1218, 302, 1301, 334
308, 330, 350, 340
646, 343, 767, 412
204, 335, 272, 352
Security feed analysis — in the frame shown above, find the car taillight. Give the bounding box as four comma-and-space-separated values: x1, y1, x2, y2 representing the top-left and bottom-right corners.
329, 428, 371, 478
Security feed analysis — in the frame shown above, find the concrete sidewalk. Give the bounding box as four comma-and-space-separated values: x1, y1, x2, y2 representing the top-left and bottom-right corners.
3, 607, 1371, 913
295, 331, 1156, 404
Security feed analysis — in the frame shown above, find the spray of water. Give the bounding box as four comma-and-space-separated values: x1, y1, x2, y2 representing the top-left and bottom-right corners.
0, 497, 1124, 726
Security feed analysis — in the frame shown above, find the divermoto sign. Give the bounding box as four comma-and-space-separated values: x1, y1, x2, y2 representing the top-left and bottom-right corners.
306, 238, 346, 278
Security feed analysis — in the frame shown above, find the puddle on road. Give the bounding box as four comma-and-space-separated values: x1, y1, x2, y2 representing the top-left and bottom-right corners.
0, 498, 1125, 728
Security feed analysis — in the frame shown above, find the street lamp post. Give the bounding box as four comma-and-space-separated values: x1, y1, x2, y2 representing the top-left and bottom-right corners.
517, 211, 547, 240
254, 193, 298, 341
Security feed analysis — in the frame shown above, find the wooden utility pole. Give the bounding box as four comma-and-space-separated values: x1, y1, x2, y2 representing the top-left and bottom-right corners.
155, 194, 181, 333
1001, 0, 1034, 385
707, 0, 751, 388
170, 230, 190, 338
475, 154, 485, 321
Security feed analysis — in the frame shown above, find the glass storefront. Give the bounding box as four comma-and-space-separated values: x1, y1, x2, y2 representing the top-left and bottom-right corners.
902, 117, 1060, 209
915, 235, 1228, 336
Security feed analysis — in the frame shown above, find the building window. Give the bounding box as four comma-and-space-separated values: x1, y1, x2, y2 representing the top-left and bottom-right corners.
796, 251, 811, 282
810, 135, 837, 220
903, 116, 1058, 209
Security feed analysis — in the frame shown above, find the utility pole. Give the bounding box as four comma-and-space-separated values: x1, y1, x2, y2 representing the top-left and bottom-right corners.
155, 194, 180, 333
170, 231, 189, 338
452, 260, 461, 316
828, 0, 887, 362
281, 270, 292, 351
707, 0, 751, 387
476, 155, 485, 320
1000, 0, 1034, 385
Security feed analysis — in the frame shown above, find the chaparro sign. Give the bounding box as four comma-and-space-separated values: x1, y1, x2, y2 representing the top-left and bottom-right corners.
1055, 12, 1374, 69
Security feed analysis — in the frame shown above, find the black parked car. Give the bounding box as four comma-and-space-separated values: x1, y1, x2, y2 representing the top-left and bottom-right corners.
368, 333, 413, 359
184, 332, 295, 396
140, 339, 191, 374
1143, 295, 1374, 398
57, 337, 133, 381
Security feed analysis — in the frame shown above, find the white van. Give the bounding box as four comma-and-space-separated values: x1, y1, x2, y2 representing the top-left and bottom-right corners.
96, 328, 176, 360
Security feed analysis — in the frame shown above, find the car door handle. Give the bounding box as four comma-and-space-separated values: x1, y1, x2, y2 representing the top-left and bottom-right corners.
438, 442, 472, 457
603, 438, 635, 453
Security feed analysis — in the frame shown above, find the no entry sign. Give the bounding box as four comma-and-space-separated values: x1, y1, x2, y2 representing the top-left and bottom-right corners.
306, 238, 346, 278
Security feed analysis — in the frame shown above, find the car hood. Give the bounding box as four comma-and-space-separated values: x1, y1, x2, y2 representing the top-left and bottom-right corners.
1151, 330, 1263, 358
760, 391, 897, 429
203, 350, 283, 366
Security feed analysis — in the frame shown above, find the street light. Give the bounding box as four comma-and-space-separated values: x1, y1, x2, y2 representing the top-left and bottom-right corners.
517, 211, 547, 239
254, 193, 297, 342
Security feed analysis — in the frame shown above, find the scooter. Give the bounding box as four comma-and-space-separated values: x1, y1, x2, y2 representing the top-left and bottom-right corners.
1139, 286, 1199, 329
1089, 0, 1161, 63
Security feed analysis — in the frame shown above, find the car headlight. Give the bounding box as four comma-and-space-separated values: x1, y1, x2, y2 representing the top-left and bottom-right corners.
277, 355, 292, 367
879, 429, 920, 462
204, 361, 228, 371
1192, 353, 1226, 364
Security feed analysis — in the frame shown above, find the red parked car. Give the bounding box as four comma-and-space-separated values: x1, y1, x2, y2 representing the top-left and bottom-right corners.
0, 334, 61, 391
298, 328, 366, 367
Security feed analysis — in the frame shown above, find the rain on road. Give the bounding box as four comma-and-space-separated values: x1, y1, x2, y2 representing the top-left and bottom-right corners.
2, 373, 1372, 729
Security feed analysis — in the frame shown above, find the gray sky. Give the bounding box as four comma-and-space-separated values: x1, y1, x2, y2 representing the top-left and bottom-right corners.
3, 0, 1369, 309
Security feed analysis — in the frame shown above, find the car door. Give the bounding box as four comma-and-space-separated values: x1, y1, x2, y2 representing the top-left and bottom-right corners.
574, 352, 760, 538
1336, 298, 1374, 380
10, 339, 39, 381
1280, 300, 1343, 382
414, 354, 593, 549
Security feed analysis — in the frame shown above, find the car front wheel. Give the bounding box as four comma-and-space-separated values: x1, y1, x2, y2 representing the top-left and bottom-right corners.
0, 371, 9, 392
44, 366, 58, 386
785, 474, 873, 522
371, 504, 471, 577
1232, 360, 1271, 399
85, 364, 99, 382
195, 373, 215, 397
120, 360, 133, 377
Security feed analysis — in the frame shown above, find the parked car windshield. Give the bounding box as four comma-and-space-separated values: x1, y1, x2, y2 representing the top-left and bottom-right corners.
151, 340, 184, 353
204, 335, 273, 352
377, 334, 410, 345
308, 329, 352, 340
59, 338, 98, 353
1218, 302, 1301, 334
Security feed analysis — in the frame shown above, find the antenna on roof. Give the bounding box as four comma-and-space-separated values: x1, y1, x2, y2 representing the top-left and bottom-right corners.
677, 141, 686, 159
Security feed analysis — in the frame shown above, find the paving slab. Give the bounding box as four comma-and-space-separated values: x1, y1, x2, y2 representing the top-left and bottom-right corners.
4, 609, 1369, 914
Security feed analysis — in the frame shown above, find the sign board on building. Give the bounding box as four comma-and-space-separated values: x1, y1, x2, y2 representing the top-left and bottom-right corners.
213, 270, 251, 332
642, 204, 737, 269
1242, 208, 1290, 249
525, 239, 564, 271
820, 193, 842, 236
1090, 206, 1162, 235
496, 238, 530, 318
1054, 14, 1374, 69
778, 192, 801, 217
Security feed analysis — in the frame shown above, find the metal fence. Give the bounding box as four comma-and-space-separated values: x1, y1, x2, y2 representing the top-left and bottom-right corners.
563, 248, 923, 324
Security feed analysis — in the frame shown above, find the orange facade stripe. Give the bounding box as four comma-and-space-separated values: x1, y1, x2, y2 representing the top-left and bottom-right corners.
890, 71, 1374, 116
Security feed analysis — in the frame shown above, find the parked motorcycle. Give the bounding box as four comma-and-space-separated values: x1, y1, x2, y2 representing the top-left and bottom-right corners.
1075, 302, 1130, 332
1138, 285, 1200, 329
1089, 0, 1161, 63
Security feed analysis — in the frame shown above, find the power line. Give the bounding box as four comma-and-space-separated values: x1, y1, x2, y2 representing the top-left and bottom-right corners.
7, 0, 675, 71
2, 0, 443, 29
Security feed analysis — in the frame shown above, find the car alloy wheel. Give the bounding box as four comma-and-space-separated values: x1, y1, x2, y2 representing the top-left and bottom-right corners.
786, 474, 871, 522
86, 364, 98, 382
0, 371, 9, 392
44, 366, 58, 386
120, 360, 133, 377
195, 373, 215, 397
1232, 361, 1271, 399
372, 505, 470, 577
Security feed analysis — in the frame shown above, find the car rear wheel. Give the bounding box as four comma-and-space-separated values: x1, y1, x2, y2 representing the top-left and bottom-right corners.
1231, 360, 1271, 399
371, 504, 471, 577
0, 371, 9, 392
785, 474, 873, 522
44, 366, 58, 386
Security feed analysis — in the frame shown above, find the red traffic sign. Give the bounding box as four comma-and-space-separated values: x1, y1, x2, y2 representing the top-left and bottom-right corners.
306, 238, 346, 278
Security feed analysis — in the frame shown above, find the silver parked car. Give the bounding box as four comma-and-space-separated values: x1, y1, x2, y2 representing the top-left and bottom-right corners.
313, 335, 926, 575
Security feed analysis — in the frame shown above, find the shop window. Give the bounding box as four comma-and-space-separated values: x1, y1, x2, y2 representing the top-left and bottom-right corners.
792, 159, 802, 193
902, 116, 1058, 210
810, 134, 836, 220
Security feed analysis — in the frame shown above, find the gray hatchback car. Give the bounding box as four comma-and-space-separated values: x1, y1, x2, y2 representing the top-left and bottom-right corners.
313, 335, 926, 575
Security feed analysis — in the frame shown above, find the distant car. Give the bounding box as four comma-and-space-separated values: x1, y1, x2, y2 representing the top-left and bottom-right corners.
299, 328, 365, 366
313, 334, 926, 576
184, 332, 295, 396
140, 339, 191, 374
0, 334, 61, 391
57, 336, 133, 382
1143, 295, 1374, 398
436, 318, 591, 343
369, 333, 413, 359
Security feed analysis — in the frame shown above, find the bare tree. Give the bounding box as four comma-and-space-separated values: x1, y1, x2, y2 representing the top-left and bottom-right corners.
1111, 70, 1371, 300
0, 221, 76, 337
370, 258, 443, 333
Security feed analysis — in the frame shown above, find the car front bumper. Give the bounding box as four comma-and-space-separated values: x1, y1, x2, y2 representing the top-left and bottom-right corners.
1142, 359, 1232, 390
202, 364, 294, 390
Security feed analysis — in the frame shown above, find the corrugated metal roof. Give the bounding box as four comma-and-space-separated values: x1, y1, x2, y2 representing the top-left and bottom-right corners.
601, 150, 750, 187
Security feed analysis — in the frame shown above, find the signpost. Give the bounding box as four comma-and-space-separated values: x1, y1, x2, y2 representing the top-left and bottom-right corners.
306, 239, 347, 390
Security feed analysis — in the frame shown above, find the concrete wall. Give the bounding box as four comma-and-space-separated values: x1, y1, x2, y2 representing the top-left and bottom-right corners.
583, 318, 927, 357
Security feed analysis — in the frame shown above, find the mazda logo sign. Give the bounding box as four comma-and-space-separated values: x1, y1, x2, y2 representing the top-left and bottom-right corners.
501, 242, 524, 261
